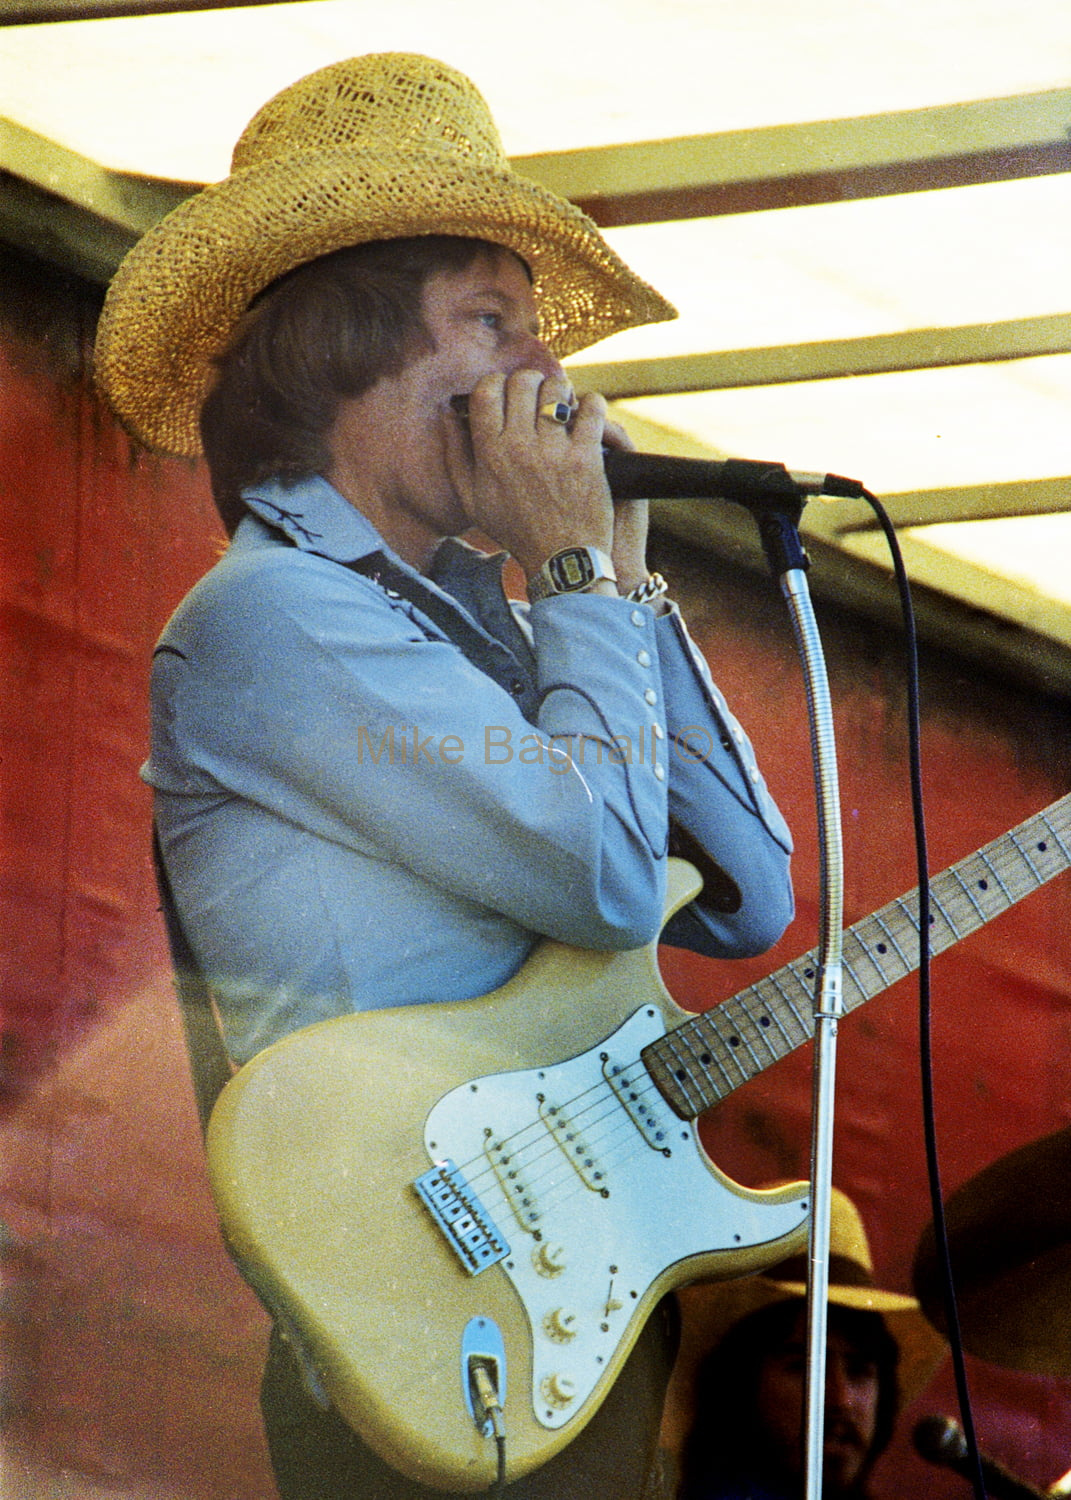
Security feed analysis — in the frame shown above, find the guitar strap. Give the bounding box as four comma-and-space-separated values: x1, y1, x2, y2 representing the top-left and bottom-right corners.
345, 549, 540, 714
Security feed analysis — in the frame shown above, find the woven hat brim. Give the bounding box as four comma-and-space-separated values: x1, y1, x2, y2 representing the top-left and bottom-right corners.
94, 147, 677, 456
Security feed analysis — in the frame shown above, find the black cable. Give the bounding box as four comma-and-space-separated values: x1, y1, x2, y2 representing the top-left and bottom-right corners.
491, 1432, 507, 1496
860, 489, 987, 1500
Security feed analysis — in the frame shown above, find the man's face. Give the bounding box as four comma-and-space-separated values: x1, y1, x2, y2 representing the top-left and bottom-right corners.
326, 246, 564, 565
753, 1303, 881, 1496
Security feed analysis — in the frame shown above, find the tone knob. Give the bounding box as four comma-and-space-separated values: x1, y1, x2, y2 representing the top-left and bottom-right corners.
533, 1241, 567, 1277
540, 1372, 578, 1408
543, 1307, 578, 1342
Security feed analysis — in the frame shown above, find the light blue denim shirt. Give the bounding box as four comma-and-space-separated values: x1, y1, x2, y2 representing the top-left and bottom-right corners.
145, 475, 793, 1062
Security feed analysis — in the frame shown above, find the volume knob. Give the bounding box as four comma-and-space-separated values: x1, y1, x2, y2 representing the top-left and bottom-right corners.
543, 1307, 578, 1342
533, 1241, 567, 1277
540, 1372, 578, 1408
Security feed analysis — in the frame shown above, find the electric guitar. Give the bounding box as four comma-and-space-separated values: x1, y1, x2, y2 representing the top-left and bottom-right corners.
206, 792, 1070, 1492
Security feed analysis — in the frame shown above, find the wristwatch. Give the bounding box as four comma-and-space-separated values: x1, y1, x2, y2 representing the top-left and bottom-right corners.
527, 546, 617, 603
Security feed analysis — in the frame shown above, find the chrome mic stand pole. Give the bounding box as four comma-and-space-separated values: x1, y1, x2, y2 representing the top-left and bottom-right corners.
753, 501, 844, 1500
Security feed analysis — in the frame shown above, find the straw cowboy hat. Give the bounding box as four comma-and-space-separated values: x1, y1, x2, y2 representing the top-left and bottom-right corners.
94, 51, 676, 458
661, 1186, 947, 1456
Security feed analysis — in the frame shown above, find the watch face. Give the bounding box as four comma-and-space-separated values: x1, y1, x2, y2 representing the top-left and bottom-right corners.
550, 548, 595, 592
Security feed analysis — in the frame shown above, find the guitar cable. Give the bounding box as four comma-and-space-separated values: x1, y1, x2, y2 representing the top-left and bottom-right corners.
469, 1358, 508, 1494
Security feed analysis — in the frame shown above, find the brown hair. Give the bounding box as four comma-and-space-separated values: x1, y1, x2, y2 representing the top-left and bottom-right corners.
200, 235, 505, 534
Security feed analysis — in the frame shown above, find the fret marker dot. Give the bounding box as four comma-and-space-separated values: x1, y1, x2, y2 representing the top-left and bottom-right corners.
978, 879, 988, 890
1038, 841, 1048, 851
760, 1016, 771, 1028
729, 1036, 740, 1048
877, 943, 887, 954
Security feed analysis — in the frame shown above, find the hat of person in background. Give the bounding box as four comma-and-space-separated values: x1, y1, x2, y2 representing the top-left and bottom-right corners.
94, 51, 677, 458
661, 1186, 947, 1455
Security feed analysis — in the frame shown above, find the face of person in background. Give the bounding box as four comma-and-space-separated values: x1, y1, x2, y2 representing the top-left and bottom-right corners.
753, 1303, 882, 1496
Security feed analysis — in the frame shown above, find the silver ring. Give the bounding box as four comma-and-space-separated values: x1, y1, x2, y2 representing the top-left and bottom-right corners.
538, 401, 574, 425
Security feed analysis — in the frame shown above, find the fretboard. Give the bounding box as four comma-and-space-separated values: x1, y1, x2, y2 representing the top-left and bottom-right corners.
644, 792, 1071, 1120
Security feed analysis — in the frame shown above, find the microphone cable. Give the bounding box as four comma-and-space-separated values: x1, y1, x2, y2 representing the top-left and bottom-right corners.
859, 489, 987, 1500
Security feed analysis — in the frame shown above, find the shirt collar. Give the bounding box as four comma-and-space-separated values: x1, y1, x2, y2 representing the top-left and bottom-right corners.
241, 475, 512, 601
240, 474, 384, 562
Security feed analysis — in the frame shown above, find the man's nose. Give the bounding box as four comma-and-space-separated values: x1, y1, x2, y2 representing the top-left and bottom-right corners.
502, 331, 566, 384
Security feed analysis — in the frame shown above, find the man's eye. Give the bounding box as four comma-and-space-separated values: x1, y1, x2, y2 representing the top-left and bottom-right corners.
478, 312, 502, 329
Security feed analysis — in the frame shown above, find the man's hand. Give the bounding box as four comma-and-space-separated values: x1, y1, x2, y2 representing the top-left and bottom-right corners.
444, 369, 626, 586
601, 414, 651, 597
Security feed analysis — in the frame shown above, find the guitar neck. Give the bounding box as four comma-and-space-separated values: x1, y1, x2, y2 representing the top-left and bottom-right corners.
645, 792, 1071, 1121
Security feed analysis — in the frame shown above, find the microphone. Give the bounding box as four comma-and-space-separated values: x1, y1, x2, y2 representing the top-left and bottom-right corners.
447, 395, 864, 512
913, 1415, 1050, 1499
600, 449, 865, 508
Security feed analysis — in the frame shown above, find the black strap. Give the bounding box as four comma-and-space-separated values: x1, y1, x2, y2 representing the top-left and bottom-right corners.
348, 551, 535, 709
152, 825, 233, 1137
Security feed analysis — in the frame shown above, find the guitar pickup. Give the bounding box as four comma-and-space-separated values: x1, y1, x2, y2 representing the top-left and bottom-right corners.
603, 1057, 675, 1154
538, 1099, 608, 1194
414, 1159, 510, 1276
485, 1135, 542, 1234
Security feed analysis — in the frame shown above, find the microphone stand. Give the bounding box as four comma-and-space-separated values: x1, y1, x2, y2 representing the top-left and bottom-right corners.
750, 492, 844, 1500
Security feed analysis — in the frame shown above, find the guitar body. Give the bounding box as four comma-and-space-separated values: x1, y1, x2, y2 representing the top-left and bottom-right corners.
205, 792, 1071, 1489
206, 862, 810, 1491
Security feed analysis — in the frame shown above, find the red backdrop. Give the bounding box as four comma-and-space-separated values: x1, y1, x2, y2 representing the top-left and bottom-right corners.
2, 250, 1069, 1497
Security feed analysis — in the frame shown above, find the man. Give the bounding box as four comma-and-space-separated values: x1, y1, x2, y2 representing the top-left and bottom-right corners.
666, 1188, 945, 1499
95, 53, 795, 1498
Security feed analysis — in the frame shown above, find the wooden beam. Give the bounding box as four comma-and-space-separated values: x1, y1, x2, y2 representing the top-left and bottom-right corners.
0, 0, 298, 21
517, 90, 1071, 225
569, 315, 1071, 397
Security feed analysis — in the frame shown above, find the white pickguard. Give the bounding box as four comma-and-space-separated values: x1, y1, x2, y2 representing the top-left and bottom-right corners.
422, 1004, 810, 1429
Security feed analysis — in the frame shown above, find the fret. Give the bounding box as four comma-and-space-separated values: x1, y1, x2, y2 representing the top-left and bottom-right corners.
735, 990, 792, 1062
977, 848, 1013, 903
932, 872, 981, 935
1008, 827, 1043, 882
841, 952, 868, 1007
1041, 811, 1071, 863
949, 862, 992, 923
650, 1029, 718, 1117
764, 968, 813, 1038
683, 1015, 740, 1092
742, 981, 797, 1055
930, 889, 963, 945
891, 895, 924, 958
875, 907, 914, 968
781, 960, 819, 1021
854, 913, 909, 984
840, 928, 891, 1000
961, 852, 1012, 912
709, 1016, 761, 1082
693, 1013, 751, 1085
712, 1003, 768, 1073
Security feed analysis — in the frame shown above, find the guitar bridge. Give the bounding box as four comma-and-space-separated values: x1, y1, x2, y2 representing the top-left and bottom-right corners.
414, 1159, 510, 1275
